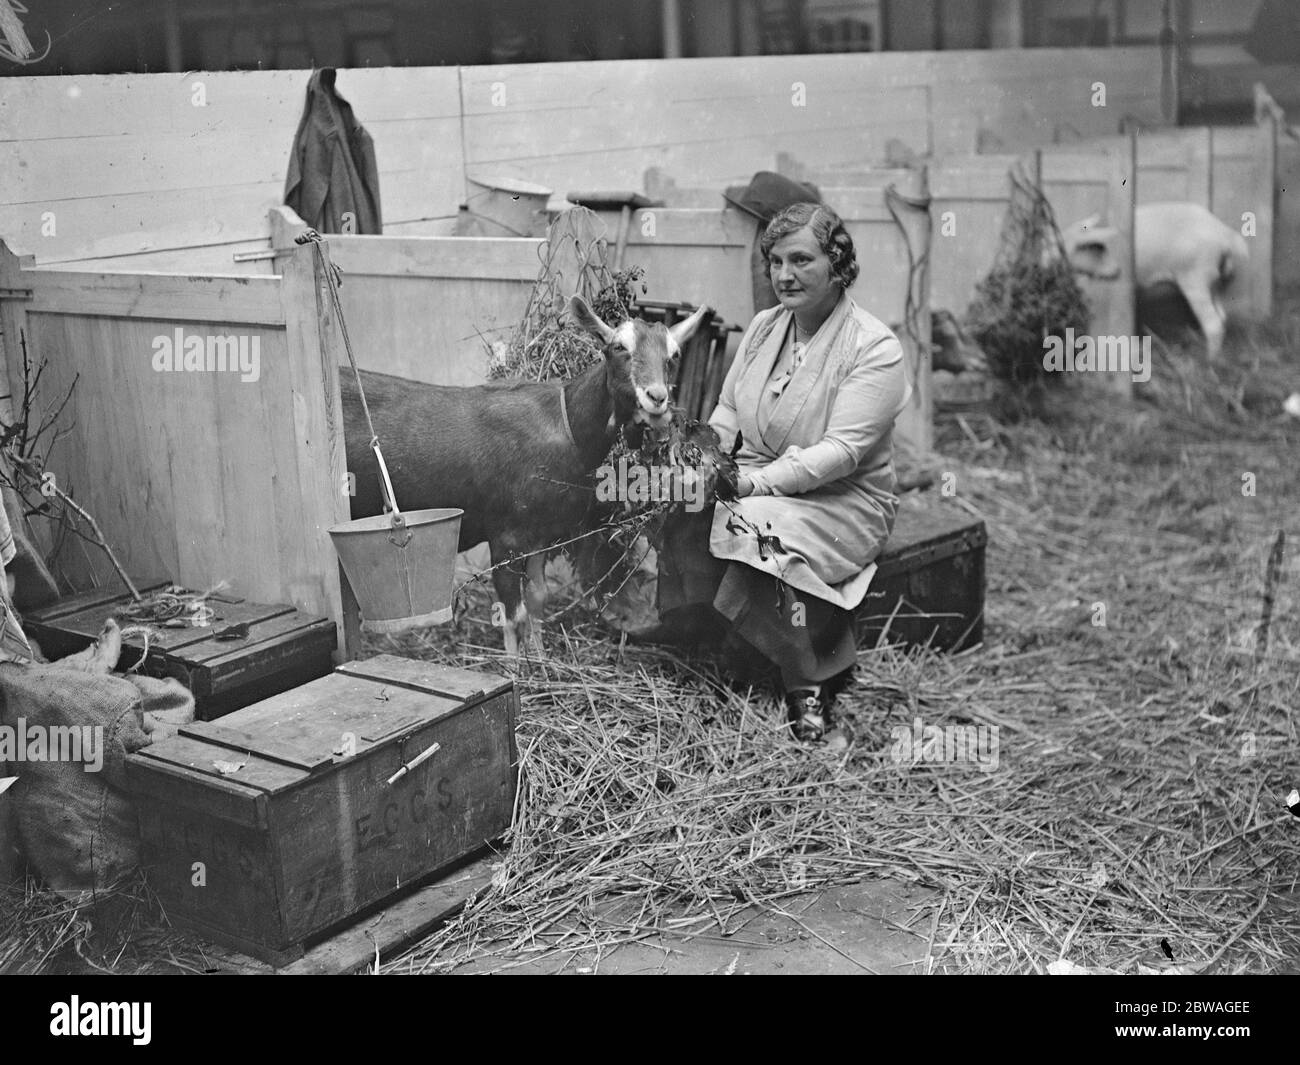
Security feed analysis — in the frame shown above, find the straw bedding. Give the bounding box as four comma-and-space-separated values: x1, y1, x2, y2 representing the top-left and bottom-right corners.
369, 320, 1299, 975
3, 315, 1296, 975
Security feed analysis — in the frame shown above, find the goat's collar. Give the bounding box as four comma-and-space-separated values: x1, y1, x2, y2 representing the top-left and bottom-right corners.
559, 385, 578, 451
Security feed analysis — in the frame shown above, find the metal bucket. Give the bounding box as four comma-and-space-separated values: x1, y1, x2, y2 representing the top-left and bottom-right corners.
329, 508, 463, 634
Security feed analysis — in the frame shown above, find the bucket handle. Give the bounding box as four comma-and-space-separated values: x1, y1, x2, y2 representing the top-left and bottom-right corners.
296, 229, 413, 549
370, 436, 411, 548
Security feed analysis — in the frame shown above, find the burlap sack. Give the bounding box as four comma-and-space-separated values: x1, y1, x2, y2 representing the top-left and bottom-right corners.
0, 665, 153, 895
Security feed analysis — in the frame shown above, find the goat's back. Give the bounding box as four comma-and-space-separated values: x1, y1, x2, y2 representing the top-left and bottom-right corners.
340, 369, 592, 550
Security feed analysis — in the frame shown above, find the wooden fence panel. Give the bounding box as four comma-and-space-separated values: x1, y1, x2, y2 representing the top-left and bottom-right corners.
0, 69, 464, 267
269, 207, 540, 386
1040, 136, 1137, 396
0, 240, 348, 643
1209, 123, 1276, 317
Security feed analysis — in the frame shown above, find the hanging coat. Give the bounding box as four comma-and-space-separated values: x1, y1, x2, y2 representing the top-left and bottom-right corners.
706, 292, 911, 610
284, 68, 383, 235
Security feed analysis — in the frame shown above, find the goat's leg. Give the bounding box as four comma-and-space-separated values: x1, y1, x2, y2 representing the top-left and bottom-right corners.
524, 552, 547, 657
489, 555, 527, 659
1178, 273, 1226, 359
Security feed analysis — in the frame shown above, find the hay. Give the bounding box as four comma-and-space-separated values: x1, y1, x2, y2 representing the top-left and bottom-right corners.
4, 304, 1295, 976
0, 872, 219, 975
966, 167, 1092, 386
370, 315, 1299, 975
487, 207, 647, 383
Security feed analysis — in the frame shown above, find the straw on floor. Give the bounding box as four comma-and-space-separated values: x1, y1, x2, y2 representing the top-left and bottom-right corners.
2, 313, 1295, 975
372, 320, 1299, 976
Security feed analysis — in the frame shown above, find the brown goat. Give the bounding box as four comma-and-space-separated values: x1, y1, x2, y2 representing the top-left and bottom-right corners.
341, 295, 707, 656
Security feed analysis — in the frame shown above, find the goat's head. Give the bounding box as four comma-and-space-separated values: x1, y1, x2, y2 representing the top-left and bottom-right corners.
569, 295, 708, 431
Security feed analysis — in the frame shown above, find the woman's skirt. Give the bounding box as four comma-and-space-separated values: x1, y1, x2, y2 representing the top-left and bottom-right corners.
656, 507, 857, 688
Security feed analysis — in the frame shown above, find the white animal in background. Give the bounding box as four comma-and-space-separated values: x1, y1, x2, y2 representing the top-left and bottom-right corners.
1060, 203, 1250, 359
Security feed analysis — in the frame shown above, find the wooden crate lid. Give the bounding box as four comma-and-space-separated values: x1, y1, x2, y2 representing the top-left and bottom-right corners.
131, 666, 480, 798
335, 654, 512, 703
29, 592, 327, 664
877, 502, 987, 578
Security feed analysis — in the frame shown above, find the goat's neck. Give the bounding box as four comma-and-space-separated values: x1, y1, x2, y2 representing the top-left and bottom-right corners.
563, 362, 619, 468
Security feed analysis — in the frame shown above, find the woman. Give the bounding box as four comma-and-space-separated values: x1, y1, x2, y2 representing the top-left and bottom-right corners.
653, 202, 911, 742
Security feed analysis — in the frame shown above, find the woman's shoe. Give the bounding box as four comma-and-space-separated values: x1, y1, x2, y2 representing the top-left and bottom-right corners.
785, 689, 828, 742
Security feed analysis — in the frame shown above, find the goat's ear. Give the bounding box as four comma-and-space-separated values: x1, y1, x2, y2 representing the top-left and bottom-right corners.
569, 296, 615, 345
669, 305, 710, 349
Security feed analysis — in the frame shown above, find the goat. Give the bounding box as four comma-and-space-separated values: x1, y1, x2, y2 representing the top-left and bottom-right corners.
340, 295, 707, 656
1060, 203, 1250, 359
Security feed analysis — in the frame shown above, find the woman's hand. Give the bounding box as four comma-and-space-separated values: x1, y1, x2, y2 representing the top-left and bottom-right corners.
736, 474, 755, 498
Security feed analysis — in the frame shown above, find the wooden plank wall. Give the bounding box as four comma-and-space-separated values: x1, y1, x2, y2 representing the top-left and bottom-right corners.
927, 154, 1020, 316
268, 206, 539, 386
1039, 135, 1138, 365
1279, 135, 1300, 294
459, 48, 1162, 196
0, 240, 350, 643
921, 141, 1138, 398
0, 48, 1162, 270
0, 68, 464, 268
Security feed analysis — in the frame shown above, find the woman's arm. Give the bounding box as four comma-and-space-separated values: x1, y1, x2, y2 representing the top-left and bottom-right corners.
746, 334, 909, 497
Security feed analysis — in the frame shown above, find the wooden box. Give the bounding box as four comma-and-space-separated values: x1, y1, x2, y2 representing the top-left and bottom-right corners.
855, 504, 987, 653
24, 582, 337, 720
125, 655, 517, 965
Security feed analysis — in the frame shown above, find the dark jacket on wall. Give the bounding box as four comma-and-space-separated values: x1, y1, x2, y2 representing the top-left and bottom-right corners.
284, 68, 383, 234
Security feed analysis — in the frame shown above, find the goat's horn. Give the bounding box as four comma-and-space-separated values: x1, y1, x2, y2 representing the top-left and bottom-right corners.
669, 305, 710, 347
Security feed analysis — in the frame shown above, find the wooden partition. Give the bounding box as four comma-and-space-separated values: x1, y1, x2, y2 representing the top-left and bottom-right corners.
459, 48, 1161, 196
0, 68, 465, 269
1039, 135, 1138, 358
0, 239, 350, 645
928, 141, 1136, 324
1279, 135, 1300, 294
0, 48, 1161, 272
927, 154, 1020, 316
269, 207, 540, 386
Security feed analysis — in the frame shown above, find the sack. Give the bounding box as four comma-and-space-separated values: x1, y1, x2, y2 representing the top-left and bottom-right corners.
0, 663, 190, 895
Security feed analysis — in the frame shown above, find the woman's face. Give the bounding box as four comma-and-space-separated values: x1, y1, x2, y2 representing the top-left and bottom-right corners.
768, 226, 839, 317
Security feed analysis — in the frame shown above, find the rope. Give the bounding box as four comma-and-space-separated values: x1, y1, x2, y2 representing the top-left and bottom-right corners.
884, 182, 933, 383
294, 230, 410, 546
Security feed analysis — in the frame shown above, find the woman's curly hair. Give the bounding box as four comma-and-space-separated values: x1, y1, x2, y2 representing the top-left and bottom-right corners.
759, 202, 860, 289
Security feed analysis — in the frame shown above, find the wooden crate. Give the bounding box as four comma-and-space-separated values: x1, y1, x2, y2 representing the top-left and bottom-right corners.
125, 655, 517, 965
856, 504, 987, 653
23, 583, 337, 721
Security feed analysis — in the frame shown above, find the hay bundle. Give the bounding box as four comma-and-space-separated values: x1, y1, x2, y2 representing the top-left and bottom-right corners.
602, 420, 739, 521
488, 207, 647, 383
966, 168, 1091, 385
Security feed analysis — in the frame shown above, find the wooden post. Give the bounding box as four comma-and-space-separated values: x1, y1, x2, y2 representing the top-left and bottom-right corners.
1159, 0, 1179, 125
278, 240, 350, 659
162, 0, 183, 72
662, 0, 683, 58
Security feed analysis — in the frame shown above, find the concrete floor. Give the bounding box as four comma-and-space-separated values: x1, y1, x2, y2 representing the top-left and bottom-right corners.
451, 878, 939, 975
